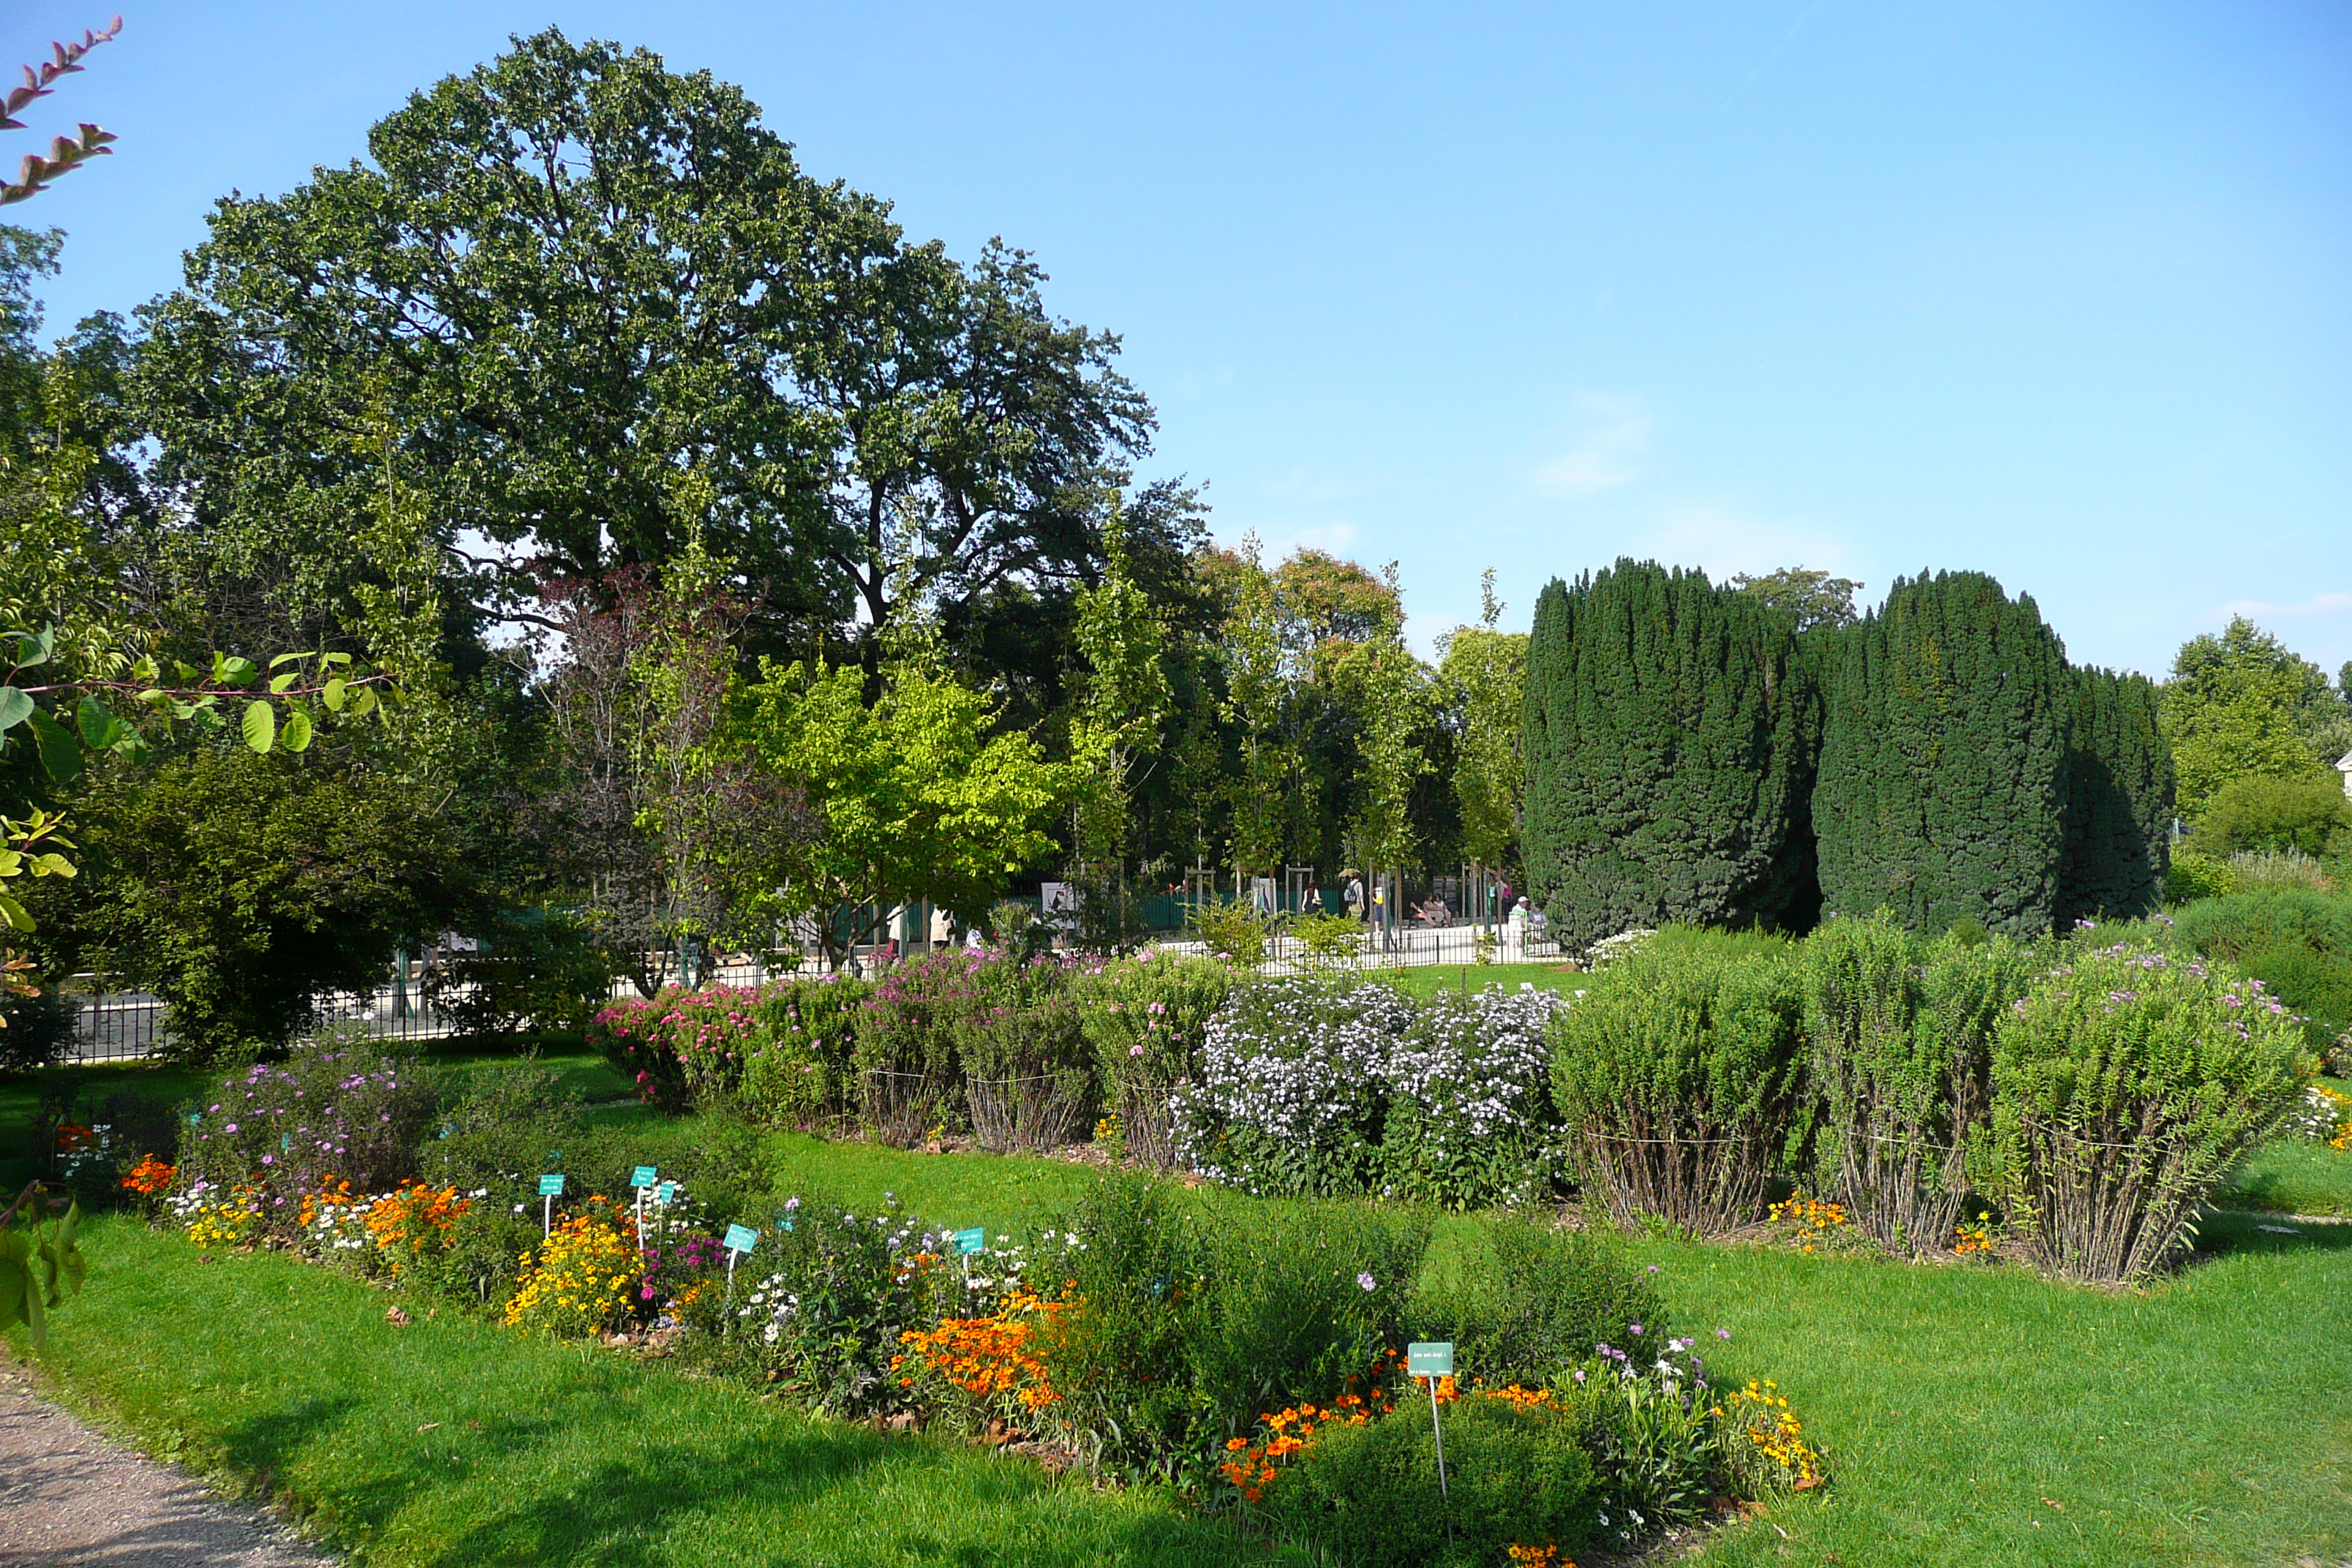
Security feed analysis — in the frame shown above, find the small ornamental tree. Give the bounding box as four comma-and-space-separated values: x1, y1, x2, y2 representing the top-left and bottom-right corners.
2057, 667, 2175, 925
1814, 570, 2070, 937
1522, 560, 1817, 951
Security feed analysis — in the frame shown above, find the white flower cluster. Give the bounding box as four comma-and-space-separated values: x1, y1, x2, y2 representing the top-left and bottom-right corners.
1583, 928, 1659, 970
1171, 979, 1414, 1188
1172, 978, 1567, 1196
1385, 984, 1564, 1140
2286, 1082, 2350, 1143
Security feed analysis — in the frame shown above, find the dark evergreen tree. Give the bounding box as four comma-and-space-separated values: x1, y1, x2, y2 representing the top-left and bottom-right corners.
1522, 559, 1817, 949
2057, 667, 2174, 924
1814, 572, 2070, 936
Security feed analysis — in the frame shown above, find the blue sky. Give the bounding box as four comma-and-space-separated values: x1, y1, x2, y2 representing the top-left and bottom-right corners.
10, 1, 2350, 678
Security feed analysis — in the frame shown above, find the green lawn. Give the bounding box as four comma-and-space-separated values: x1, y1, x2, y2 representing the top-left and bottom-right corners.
1376, 961, 1586, 999
16, 1219, 1302, 1568
10, 1100, 2352, 1567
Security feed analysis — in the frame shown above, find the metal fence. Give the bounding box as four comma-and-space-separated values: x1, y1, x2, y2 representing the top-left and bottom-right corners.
59, 974, 471, 1066
61, 906, 1566, 1063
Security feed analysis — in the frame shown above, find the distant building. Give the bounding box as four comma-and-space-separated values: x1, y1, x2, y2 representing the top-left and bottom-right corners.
2341, 750, 2352, 799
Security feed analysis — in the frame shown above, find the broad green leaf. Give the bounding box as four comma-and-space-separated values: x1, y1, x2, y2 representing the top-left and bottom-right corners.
9, 626, 53, 669
0, 1251, 26, 1334
0, 686, 29, 731
31, 853, 75, 878
268, 651, 312, 668
268, 672, 296, 694
280, 706, 314, 753
75, 695, 124, 749
0, 892, 29, 932
241, 699, 276, 753
321, 678, 347, 713
321, 652, 353, 667
349, 685, 379, 717
219, 655, 260, 687
25, 708, 80, 783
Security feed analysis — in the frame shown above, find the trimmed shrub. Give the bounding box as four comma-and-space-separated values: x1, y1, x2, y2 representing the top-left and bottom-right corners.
1801, 916, 2032, 1254
1548, 930, 1803, 1234
1173, 977, 1414, 1197
1377, 985, 1566, 1210
1265, 1394, 1603, 1567
851, 950, 1006, 1145
1409, 1217, 1663, 1388
2164, 848, 2234, 905
1814, 571, 2071, 936
1069, 951, 1232, 1166
2057, 667, 2174, 925
2194, 772, 2352, 858
2171, 888, 2352, 1047
1522, 560, 1818, 951
739, 973, 871, 1128
957, 995, 1094, 1152
1991, 941, 2311, 1282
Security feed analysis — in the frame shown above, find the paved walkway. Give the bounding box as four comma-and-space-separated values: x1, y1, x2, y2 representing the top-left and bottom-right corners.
0, 1358, 336, 1568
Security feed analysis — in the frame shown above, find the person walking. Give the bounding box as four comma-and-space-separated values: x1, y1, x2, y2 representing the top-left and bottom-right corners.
1342, 868, 1365, 923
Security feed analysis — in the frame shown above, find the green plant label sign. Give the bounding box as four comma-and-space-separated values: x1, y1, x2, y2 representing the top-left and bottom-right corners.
724, 1224, 758, 1254
656, 1181, 678, 1204
953, 1226, 987, 1255
630, 1166, 658, 1188
1407, 1341, 1454, 1377
538, 1174, 565, 1196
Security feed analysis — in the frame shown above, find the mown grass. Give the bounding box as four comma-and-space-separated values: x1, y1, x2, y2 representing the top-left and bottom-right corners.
17, 1218, 1307, 1568
11, 1082, 2352, 1566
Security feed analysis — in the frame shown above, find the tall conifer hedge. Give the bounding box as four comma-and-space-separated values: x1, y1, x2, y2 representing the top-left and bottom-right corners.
1523, 560, 1816, 950
2057, 667, 2174, 924
1813, 571, 2070, 936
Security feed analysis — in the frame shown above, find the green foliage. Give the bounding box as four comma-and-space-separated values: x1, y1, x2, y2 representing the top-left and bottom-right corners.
2193, 772, 2352, 858
127, 29, 1158, 671
1436, 572, 1528, 871
1990, 941, 2311, 1282
0, 983, 70, 1074
2160, 617, 2345, 815
176, 1033, 441, 1198
1266, 1395, 1601, 1567
0, 1183, 83, 1351
1068, 952, 1231, 1166
1191, 897, 1273, 966
2058, 667, 2175, 924
1547, 929, 1804, 1233
736, 656, 1074, 969
424, 906, 610, 1036
1523, 560, 1817, 951
955, 994, 1093, 1153
1800, 916, 2032, 1254
739, 975, 872, 1129
2165, 848, 2235, 904
1814, 570, 2071, 937
1410, 1218, 1663, 1387
1731, 566, 1863, 631
852, 951, 1003, 1145
45, 748, 466, 1060
2171, 888, 2352, 1046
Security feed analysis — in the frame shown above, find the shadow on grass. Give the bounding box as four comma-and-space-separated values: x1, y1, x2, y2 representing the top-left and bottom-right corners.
2198, 1208, 2352, 1254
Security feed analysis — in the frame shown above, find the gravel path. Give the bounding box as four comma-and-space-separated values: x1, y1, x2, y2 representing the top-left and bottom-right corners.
0, 1357, 339, 1568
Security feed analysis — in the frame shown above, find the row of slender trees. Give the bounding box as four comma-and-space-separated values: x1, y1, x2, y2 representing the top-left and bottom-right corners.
1523, 562, 2174, 948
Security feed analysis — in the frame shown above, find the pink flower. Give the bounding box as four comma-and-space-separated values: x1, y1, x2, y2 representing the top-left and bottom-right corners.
1129, 1044, 1145, 1058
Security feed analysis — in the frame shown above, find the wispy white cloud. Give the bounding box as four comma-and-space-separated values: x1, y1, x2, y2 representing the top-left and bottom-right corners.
1532, 394, 1651, 498
2213, 591, 2352, 622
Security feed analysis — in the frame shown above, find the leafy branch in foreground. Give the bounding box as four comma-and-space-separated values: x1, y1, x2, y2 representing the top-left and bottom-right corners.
1, 18, 121, 206
0, 1180, 84, 1349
